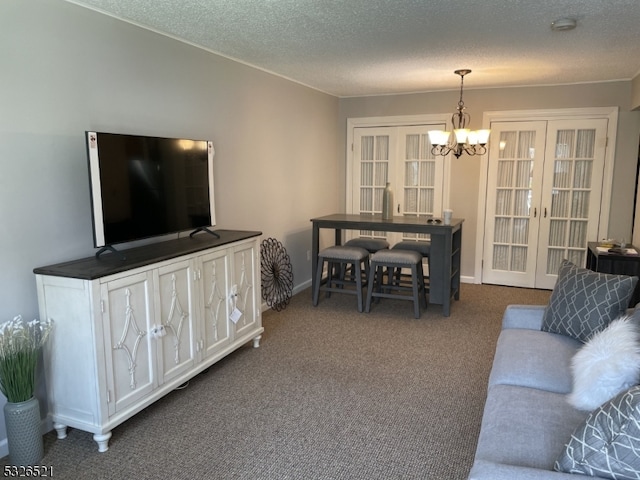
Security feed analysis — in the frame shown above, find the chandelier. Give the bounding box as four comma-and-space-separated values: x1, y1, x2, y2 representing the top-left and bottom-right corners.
428, 69, 490, 158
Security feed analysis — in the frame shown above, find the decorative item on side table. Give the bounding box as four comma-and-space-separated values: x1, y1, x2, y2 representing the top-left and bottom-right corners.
0, 316, 53, 466
261, 238, 293, 311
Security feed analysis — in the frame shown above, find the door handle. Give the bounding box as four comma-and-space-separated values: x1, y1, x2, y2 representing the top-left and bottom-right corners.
544, 207, 547, 218
533, 208, 537, 218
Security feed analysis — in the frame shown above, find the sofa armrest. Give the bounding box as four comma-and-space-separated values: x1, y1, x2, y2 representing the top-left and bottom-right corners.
501, 305, 546, 331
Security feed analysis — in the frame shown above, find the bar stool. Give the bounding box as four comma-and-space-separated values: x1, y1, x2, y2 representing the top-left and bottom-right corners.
343, 238, 389, 283
365, 249, 427, 319
391, 240, 431, 290
313, 246, 370, 312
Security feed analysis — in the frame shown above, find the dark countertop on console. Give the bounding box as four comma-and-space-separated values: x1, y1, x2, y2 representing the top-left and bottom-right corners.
33, 229, 262, 280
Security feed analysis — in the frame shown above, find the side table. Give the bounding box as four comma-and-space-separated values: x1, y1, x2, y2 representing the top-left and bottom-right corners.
585, 242, 640, 307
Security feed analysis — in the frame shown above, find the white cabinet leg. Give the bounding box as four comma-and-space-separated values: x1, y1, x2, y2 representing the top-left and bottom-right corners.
252, 335, 262, 348
53, 422, 67, 439
94, 432, 112, 452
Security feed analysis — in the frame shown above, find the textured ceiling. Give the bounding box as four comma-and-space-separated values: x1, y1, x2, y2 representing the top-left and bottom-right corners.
67, 0, 640, 97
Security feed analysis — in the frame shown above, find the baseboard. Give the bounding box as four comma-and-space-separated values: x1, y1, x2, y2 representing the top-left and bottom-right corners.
260, 279, 312, 312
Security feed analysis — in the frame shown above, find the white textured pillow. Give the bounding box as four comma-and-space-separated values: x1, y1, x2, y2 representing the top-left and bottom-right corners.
568, 316, 640, 411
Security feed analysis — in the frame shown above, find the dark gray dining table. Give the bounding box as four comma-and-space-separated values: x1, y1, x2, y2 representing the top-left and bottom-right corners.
311, 213, 463, 316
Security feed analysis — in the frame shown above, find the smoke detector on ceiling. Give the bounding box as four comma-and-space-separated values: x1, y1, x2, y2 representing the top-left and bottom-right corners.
551, 18, 577, 31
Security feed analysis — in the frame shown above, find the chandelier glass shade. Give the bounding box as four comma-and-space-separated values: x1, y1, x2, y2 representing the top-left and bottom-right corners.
428, 69, 490, 158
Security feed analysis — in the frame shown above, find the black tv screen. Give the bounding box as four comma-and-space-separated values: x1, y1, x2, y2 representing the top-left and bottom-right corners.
86, 131, 216, 248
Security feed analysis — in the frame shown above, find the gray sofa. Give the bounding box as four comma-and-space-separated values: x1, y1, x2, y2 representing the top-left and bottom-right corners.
468, 304, 595, 480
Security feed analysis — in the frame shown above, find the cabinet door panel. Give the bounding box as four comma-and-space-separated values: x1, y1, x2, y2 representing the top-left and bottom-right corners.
199, 249, 232, 357
102, 272, 156, 415
232, 242, 259, 339
155, 259, 197, 385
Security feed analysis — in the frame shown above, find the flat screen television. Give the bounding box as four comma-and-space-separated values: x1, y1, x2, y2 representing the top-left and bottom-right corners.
86, 131, 216, 256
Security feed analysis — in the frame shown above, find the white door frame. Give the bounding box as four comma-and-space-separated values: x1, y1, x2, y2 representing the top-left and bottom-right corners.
474, 107, 619, 284
347, 114, 453, 214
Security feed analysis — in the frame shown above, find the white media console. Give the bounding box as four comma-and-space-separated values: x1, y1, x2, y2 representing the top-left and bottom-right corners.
34, 230, 263, 452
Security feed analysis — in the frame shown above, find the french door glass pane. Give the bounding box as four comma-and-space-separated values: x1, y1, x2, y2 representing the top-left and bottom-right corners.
499, 132, 517, 158
361, 162, 373, 186
569, 220, 587, 247
497, 161, 514, 187
361, 137, 374, 160
495, 190, 512, 215
375, 163, 388, 185
420, 188, 433, 212
516, 160, 532, 187
576, 130, 595, 158
494, 218, 510, 243
405, 161, 419, 186
567, 249, 585, 267
376, 136, 389, 160
511, 247, 528, 272
517, 131, 536, 158
360, 188, 372, 211
512, 219, 529, 244
571, 191, 590, 218
547, 249, 565, 275
549, 220, 566, 247
406, 134, 419, 158
573, 160, 593, 188
551, 190, 569, 217
423, 161, 435, 185
514, 190, 530, 216
555, 130, 575, 158
405, 189, 418, 212
493, 245, 509, 270
553, 160, 572, 188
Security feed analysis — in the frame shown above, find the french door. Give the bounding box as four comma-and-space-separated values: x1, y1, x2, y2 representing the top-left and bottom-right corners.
482, 118, 609, 289
350, 124, 446, 242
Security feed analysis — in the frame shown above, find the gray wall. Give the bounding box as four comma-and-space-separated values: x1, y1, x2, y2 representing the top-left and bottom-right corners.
1, 0, 339, 449
339, 83, 640, 280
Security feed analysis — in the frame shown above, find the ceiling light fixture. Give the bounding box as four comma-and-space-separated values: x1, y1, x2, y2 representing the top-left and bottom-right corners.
428, 69, 490, 159
551, 18, 577, 31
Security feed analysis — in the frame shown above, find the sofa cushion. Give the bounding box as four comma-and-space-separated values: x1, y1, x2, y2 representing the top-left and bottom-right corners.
474, 384, 588, 471
541, 260, 637, 343
489, 328, 580, 393
568, 316, 640, 411
555, 385, 640, 479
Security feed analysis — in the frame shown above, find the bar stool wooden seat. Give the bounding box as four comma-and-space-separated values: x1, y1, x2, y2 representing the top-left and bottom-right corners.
365, 249, 427, 319
312, 245, 370, 312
